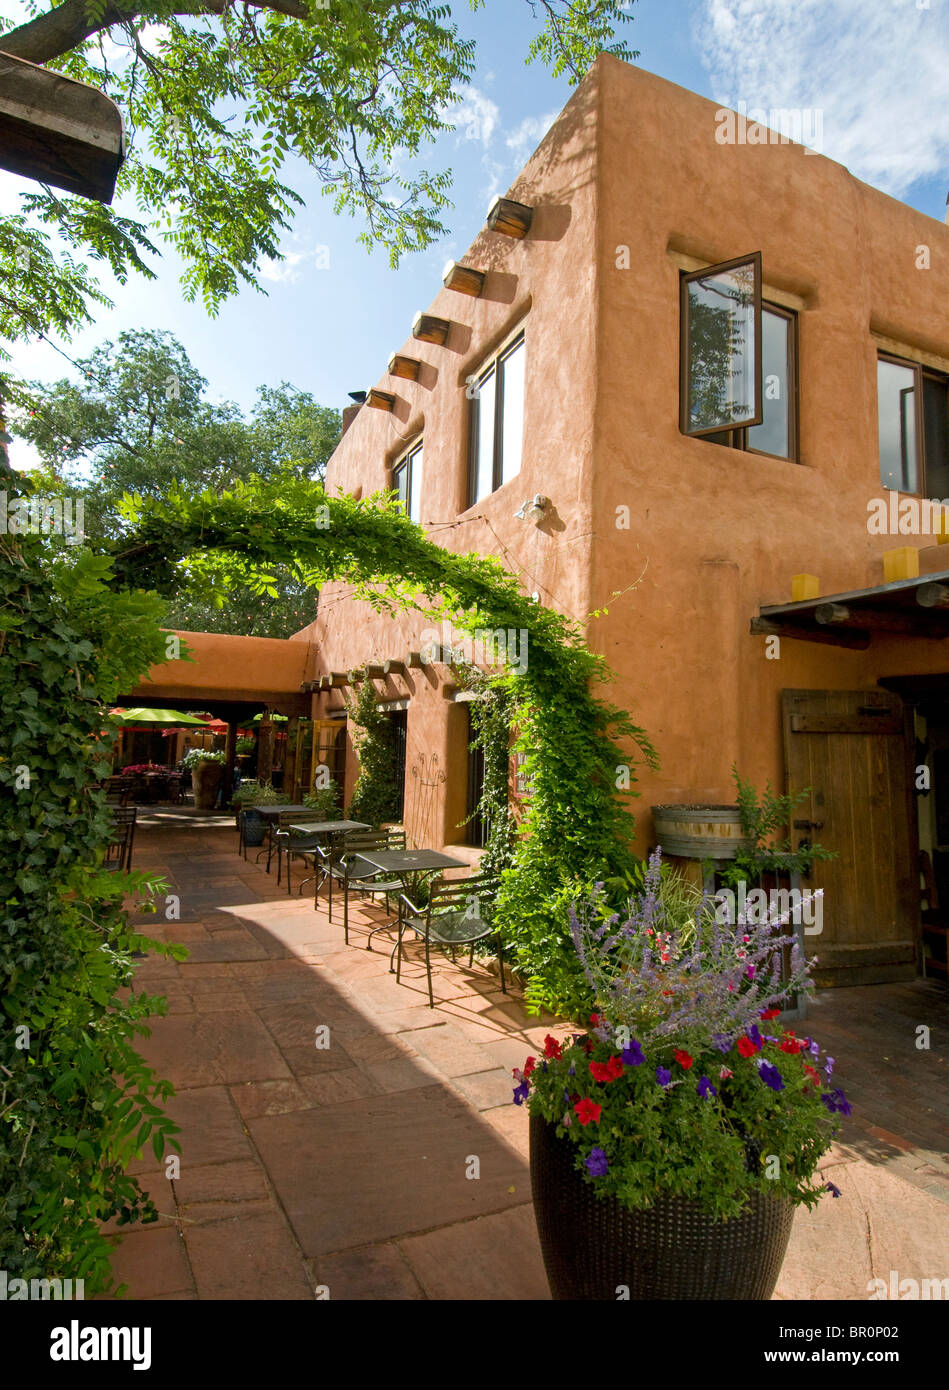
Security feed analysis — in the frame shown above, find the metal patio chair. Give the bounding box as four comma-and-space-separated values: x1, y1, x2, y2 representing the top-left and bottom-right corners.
103, 806, 137, 873
394, 871, 504, 1007
326, 830, 405, 944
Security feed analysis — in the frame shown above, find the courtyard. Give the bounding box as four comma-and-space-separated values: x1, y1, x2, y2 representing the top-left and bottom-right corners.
104, 809, 949, 1301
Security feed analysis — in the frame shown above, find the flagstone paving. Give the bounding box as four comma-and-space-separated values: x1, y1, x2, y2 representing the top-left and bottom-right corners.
101, 809, 949, 1301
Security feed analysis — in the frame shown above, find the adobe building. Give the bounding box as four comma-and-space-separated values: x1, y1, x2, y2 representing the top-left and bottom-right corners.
138, 57, 949, 989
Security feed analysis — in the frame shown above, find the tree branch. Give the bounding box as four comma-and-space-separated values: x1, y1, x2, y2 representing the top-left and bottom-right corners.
1, 0, 311, 65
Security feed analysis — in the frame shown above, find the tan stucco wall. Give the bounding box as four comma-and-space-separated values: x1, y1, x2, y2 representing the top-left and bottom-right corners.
291, 55, 949, 856
589, 57, 949, 840
132, 630, 312, 710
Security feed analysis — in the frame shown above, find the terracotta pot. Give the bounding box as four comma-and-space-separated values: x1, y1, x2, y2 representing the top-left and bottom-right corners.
529, 1114, 793, 1300
192, 760, 224, 810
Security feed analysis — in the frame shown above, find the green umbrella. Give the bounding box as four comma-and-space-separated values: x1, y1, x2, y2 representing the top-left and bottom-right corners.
110, 707, 211, 730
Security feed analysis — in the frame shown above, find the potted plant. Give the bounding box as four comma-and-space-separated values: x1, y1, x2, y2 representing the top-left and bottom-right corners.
302, 781, 341, 821
235, 781, 289, 845
514, 849, 849, 1301
182, 748, 225, 810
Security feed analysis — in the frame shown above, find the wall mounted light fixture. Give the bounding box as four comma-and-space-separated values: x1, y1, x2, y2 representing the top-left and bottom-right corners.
514, 494, 550, 524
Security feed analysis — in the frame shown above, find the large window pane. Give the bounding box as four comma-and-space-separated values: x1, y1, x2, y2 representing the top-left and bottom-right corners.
747, 309, 791, 458
408, 445, 423, 521
472, 368, 496, 502
878, 359, 918, 492
395, 463, 408, 508
682, 253, 761, 435
923, 374, 949, 500
499, 340, 525, 485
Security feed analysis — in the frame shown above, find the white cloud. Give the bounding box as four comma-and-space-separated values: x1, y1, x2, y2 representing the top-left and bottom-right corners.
259, 244, 330, 284
449, 87, 500, 145
696, 0, 949, 198
505, 110, 559, 167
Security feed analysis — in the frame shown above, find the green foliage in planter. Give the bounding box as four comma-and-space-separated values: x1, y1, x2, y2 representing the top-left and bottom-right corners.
714, 766, 837, 890
303, 782, 341, 820
232, 781, 287, 808
345, 681, 401, 828
180, 747, 225, 768
235, 737, 256, 756
110, 477, 658, 1018
0, 536, 186, 1291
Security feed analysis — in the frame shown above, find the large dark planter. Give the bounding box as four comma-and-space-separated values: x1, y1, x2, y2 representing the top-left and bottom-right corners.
529, 1114, 793, 1300
242, 810, 266, 847
192, 760, 223, 811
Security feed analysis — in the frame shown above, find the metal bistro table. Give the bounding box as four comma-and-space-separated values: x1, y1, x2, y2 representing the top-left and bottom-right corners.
288, 819, 371, 909
351, 848, 468, 967
248, 805, 313, 872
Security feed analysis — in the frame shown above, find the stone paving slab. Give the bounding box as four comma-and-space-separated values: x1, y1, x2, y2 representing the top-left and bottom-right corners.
103, 811, 949, 1301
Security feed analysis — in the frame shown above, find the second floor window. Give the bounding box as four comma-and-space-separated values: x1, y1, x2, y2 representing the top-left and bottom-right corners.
468, 333, 526, 505
393, 440, 423, 522
704, 304, 798, 460
877, 354, 949, 498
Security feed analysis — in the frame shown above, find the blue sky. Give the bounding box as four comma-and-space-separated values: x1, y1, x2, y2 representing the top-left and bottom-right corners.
5, 0, 949, 470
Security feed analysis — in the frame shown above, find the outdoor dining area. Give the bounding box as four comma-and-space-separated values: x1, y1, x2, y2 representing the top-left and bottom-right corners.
237, 804, 505, 1008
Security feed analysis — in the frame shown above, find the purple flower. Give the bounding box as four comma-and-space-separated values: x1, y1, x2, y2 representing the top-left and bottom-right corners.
563, 1088, 571, 1106
656, 1066, 672, 1088
621, 1040, 645, 1066
712, 1034, 732, 1053
585, 1147, 609, 1177
758, 1060, 784, 1092
807, 1039, 820, 1059
826, 1181, 841, 1198
513, 1081, 530, 1105
697, 1076, 717, 1099
568, 1064, 577, 1077
824, 1056, 835, 1077
747, 1023, 762, 1048
821, 1086, 851, 1116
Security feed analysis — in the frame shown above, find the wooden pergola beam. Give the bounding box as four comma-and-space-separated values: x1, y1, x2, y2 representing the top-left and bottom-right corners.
383, 658, 407, 677
412, 312, 451, 346
750, 616, 870, 650
366, 388, 395, 412
816, 602, 949, 638
0, 52, 124, 203
442, 260, 485, 297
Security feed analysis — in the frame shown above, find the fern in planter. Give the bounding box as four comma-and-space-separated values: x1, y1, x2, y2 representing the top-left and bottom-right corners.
714, 766, 836, 890
345, 682, 401, 827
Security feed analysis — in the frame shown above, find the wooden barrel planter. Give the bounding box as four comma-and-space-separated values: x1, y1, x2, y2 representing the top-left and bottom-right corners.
651, 804, 751, 860
530, 1115, 794, 1300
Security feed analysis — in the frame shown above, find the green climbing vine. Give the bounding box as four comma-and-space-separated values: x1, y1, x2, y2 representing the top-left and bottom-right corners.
0, 526, 186, 1291
112, 475, 659, 1012
345, 678, 401, 827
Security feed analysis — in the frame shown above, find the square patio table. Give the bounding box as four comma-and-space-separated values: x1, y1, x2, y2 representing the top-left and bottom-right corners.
352, 849, 469, 960
287, 820, 372, 904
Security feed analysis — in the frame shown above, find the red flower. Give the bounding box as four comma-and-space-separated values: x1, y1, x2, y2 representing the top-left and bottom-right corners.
583, 1041, 594, 1055
589, 1055, 625, 1084
574, 1098, 602, 1126
674, 1049, 694, 1070
760, 1009, 781, 1020
780, 1032, 804, 1055
543, 1034, 563, 1060
589, 1012, 603, 1027
523, 1056, 537, 1076
803, 1064, 821, 1088
736, 1036, 758, 1059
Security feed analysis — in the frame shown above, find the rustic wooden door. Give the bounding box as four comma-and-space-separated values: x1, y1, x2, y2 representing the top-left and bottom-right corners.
782, 689, 919, 986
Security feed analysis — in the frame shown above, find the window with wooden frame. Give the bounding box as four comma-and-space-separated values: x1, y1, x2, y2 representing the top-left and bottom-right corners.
680, 252, 762, 438
702, 303, 799, 460
392, 439, 423, 522
468, 332, 526, 506
877, 354, 949, 499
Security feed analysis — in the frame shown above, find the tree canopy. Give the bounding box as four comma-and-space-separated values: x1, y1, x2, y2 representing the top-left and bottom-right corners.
13, 328, 341, 635
0, 1, 637, 364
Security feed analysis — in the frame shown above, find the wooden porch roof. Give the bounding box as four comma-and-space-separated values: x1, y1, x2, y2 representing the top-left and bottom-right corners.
752, 570, 949, 648
0, 51, 125, 203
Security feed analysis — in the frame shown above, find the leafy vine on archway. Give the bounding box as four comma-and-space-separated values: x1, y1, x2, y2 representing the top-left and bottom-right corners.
112, 476, 659, 1009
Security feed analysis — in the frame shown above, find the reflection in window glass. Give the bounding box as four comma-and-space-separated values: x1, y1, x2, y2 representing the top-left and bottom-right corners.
923, 375, 949, 500
685, 258, 759, 433
500, 340, 525, 485
473, 368, 496, 502
747, 310, 791, 458
408, 444, 423, 522
878, 360, 918, 492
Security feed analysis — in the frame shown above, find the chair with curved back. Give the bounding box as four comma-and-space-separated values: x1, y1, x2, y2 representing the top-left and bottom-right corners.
395, 871, 504, 1007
